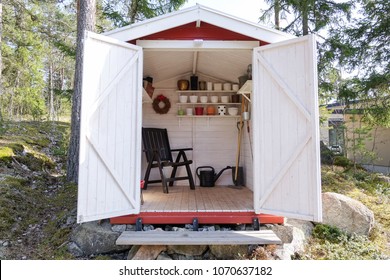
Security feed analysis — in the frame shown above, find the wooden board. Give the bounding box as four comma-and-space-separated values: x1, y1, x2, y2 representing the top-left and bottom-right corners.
142, 185, 253, 212
116, 230, 282, 245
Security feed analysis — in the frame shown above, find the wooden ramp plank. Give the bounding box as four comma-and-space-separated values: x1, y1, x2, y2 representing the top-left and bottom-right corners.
116, 230, 282, 245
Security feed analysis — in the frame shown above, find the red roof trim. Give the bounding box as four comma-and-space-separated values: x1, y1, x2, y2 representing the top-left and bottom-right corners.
129, 22, 270, 45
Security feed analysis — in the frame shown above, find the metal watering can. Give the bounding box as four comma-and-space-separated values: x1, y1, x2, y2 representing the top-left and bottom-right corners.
196, 166, 232, 187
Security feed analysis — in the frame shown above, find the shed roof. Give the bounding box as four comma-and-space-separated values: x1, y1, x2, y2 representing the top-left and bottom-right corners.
104, 5, 296, 85
104, 4, 295, 43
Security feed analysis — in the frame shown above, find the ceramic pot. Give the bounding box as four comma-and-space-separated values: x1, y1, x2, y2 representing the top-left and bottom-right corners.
217, 105, 226, 115
189, 95, 198, 103
221, 96, 229, 103
190, 75, 198, 90
228, 107, 238, 116
186, 108, 193, 115
210, 96, 218, 103
223, 83, 231, 91
207, 106, 215, 115
195, 107, 204, 115
177, 79, 189, 90
199, 81, 206, 90
231, 94, 240, 103
214, 83, 222, 91
200, 96, 208, 103
179, 95, 188, 103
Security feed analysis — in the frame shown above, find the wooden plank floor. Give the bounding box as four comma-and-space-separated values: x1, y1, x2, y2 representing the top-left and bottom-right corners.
142, 185, 253, 212
117, 230, 282, 245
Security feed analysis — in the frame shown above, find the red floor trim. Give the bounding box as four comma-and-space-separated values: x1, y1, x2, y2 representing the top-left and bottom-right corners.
110, 212, 284, 225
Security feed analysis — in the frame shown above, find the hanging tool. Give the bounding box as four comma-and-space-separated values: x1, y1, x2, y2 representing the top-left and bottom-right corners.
244, 100, 253, 160
235, 98, 246, 181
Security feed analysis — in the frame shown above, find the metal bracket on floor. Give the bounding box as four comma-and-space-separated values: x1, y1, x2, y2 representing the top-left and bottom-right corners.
252, 217, 260, 231
136, 218, 143, 231
192, 217, 199, 231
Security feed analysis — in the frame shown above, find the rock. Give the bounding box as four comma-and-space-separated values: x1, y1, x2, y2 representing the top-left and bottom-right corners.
209, 245, 248, 259
111, 225, 126, 233
157, 252, 173, 260
171, 254, 195, 260
130, 245, 166, 260
71, 221, 130, 256
0, 247, 7, 259
377, 175, 390, 184
266, 224, 294, 243
273, 227, 306, 260
127, 245, 141, 260
66, 216, 76, 226
67, 242, 83, 257
285, 219, 314, 239
2, 241, 9, 247
167, 245, 208, 256
322, 192, 375, 236
126, 224, 136, 231
143, 225, 154, 231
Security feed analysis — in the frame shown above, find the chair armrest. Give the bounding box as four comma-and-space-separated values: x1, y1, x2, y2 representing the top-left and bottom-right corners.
171, 148, 193, 152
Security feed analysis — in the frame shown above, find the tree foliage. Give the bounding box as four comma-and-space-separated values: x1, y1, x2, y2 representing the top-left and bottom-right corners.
1, 0, 76, 121
102, 0, 186, 28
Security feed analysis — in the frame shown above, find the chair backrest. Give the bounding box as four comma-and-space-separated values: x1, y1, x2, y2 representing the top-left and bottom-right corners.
142, 128, 173, 162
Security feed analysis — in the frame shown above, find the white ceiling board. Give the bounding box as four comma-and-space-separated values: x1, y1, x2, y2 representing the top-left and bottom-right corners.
143, 50, 252, 84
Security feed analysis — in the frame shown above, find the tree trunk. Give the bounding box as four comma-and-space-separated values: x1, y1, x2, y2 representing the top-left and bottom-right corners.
67, 0, 96, 183
0, 0, 2, 124
302, 1, 309, 36
274, 0, 280, 30
48, 63, 55, 121
129, 0, 139, 24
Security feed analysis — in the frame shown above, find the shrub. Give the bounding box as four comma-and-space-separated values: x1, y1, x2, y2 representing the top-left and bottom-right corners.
333, 156, 351, 167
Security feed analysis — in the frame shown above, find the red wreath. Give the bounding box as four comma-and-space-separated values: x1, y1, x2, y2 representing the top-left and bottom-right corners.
152, 94, 171, 114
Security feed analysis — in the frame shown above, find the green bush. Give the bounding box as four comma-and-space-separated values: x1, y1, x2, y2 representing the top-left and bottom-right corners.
333, 156, 352, 167
300, 224, 388, 260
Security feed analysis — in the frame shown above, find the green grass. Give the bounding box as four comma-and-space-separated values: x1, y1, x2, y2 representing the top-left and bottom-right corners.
0, 121, 73, 260
301, 164, 390, 260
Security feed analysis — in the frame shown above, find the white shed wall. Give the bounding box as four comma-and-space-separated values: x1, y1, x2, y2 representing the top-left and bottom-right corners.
142, 79, 246, 187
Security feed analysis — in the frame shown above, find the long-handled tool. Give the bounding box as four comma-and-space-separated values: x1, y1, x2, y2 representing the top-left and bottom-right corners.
235, 98, 246, 181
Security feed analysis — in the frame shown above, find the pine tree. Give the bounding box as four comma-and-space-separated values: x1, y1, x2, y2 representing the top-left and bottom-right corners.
67, 0, 96, 183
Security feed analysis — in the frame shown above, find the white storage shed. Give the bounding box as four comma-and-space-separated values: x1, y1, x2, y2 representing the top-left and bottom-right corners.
77, 5, 322, 226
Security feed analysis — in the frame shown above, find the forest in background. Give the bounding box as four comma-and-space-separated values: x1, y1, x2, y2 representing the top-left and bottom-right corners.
0, 0, 389, 138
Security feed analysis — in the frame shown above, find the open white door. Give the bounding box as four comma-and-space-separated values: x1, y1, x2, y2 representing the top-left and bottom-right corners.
77, 31, 143, 223
252, 35, 322, 222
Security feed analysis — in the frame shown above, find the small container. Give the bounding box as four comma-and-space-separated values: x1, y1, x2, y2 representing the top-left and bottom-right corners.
200, 96, 208, 103
210, 96, 218, 103
231, 94, 240, 103
186, 108, 193, 115
178, 109, 185, 115
199, 81, 206, 90
228, 107, 238, 116
207, 82, 213, 91
221, 96, 229, 103
207, 106, 215, 115
179, 95, 188, 103
223, 83, 231, 91
194, 107, 204, 115
217, 105, 226, 115
190, 75, 198, 90
232, 84, 239, 91
177, 79, 189, 90
242, 111, 250, 120
189, 95, 198, 103
214, 83, 222, 91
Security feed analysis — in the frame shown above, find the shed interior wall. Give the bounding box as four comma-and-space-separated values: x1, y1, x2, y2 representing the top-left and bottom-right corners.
141, 51, 254, 212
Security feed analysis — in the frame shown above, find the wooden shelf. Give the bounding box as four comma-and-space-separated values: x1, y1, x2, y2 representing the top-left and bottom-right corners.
176, 103, 241, 105
176, 90, 237, 94
176, 115, 239, 118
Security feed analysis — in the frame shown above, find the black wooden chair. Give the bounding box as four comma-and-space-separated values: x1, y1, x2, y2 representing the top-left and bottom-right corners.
142, 127, 195, 193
